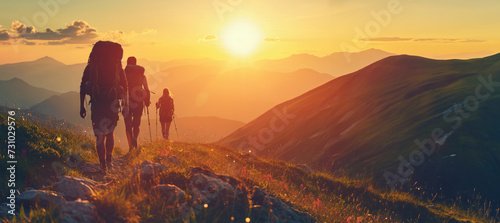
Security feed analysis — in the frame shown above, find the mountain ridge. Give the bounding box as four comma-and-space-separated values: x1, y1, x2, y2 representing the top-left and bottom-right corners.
0, 78, 59, 108
221, 52, 500, 205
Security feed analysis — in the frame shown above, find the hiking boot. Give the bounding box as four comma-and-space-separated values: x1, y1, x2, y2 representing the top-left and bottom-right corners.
99, 159, 106, 173
106, 161, 113, 171
100, 165, 107, 175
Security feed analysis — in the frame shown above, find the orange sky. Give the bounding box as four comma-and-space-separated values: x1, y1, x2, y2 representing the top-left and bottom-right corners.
1, 0, 499, 64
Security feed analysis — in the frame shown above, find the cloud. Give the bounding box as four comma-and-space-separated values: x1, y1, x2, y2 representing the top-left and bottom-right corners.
96, 28, 157, 45
0, 29, 10, 41
141, 29, 157, 35
361, 37, 412, 41
21, 20, 98, 44
20, 40, 36, 45
460, 39, 485, 43
413, 38, 485, 43
200, 34, 217, 42
100, 30, 125, 42
11, 20, 36, 35
1, 20, 157, 46
360, 36, 485, 43
264, 37, 280, 42
413, 38, 458, 42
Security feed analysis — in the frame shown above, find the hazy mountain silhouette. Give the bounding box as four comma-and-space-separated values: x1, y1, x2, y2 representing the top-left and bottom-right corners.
149, 66, 333, 122
0, 78, 59, 108
30, 91, 85, 126
1, 49, 390, 93
0, 57, 85, 93
168, 116, 245, 143
7, 50, 392, 123
255, 49, 394, 76
137, 58, 226, 73
221, 53, 500, 204
30, 92, 245, 147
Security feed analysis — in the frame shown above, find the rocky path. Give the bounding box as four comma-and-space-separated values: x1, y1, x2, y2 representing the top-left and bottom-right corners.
3, 153, 317, 223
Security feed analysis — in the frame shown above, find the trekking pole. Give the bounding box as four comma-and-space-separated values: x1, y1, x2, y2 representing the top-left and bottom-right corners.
146, 106, 152, 143
173, 114, 179, 138
155, 107, 158, 139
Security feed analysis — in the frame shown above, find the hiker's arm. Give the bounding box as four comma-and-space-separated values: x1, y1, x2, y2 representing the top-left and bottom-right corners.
141, 71, 151, 107
79, 93, 86, 118
79, 66, 89, 119
119, 69, 129, 107
172, 98, 175, 114
156, 98, 161, 109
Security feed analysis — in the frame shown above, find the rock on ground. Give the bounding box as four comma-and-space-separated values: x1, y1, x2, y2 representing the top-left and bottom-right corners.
137, 164, 316, 222
60, 199, 99, 223
17, 190, 66, 208
250, 186, 316, 223
182, 167, 250, 222
137, 160, 169, 182
77, 163, 101, 174
15, 185, 99, 223
150, 184, 186, 203
52, 176, 100, 201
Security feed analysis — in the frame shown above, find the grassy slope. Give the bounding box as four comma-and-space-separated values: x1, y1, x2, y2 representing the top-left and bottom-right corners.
1, 115, 498, 222
221, 54, 500, 206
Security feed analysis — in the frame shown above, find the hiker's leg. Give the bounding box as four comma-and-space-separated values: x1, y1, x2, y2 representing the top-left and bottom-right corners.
160, 121, 166, 138
105, 132, 114, 168
165, 121, 172, 139
91, 103, 106, 171
132, 113, 142, 148
95, 133, 106, 171
124, 115, 133, 150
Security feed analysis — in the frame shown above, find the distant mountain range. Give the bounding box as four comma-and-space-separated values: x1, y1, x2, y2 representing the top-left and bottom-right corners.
221, 53, 500, 204
30, 91, 85, 125
29, 91, 244, 147
255, 48, 394, 75
0, 57, 85, 93
149, 66, 333, 122
0, 49, 395, 122
0, 78, 59, 108
0, 49, 394, 92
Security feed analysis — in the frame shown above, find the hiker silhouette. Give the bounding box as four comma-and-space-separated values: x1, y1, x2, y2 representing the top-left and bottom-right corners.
123, 56, 150, 154
156, 88, 175, 140
80, 41, 128, 174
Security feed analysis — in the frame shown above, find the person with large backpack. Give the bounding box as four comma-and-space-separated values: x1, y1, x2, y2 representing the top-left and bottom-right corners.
123, 56, 150, 154
156, 88, 175, 140
79, 41, 128, 174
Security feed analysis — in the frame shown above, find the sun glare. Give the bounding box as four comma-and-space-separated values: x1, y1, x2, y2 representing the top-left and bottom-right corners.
221, 19, 263, 56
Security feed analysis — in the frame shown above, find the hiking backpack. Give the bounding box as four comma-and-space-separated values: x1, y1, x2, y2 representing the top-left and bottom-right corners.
82, 41, 125, 102
159, 96, 174, 117
125, 65, 148, 103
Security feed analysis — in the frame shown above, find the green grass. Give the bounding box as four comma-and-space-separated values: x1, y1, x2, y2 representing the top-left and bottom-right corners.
1, 113, 499, 222
0, 111, 95, 198
86, 140, 498, 222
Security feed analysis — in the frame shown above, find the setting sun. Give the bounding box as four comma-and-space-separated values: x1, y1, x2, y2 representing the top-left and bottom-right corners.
221, 19, 263, 56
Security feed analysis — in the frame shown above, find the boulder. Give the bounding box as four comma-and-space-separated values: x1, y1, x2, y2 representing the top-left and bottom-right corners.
137, 160, 169, 181
0, 202, 12, 216
53, 176, 100, 201
250, 187, 316, 223
151, 184, 186, 203
17, 190, 66, 208
60, 199, 99, 223
187, 167, 249, 222
77, 163, 101, 173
